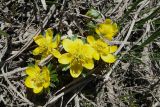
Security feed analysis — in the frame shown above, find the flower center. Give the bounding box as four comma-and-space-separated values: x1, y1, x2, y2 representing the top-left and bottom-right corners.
71, 46, 86, 65
94, 43, 105, 52
31, 73, 46, 88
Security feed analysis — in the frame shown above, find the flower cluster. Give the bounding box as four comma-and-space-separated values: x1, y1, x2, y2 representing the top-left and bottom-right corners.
58, 19, 118, 78
95, 19, 118, 40
33, 28, 61, 59
87, 36, 117, 63
25, 64, 50, 93
25, 28, 60, 93
24, 18, 118, 93
58, 39, 95, 78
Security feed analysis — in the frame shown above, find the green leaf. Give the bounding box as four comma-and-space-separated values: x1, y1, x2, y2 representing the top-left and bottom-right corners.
154, 18, 160, 25
47, 63, 53, 71
86, 9, 101, 19
51, 74, 59, 82
150, 52, 160, 61
0, 30, 8, 36
87, 21, 96, 29
50, 69, 57, 74
136, 6, 160, 27
69, 34, 77, 41
27, 63, 35, 67
81, 37, 87, 43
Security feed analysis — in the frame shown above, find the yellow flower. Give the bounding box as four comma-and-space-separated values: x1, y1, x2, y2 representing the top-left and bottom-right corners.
95, 19, 118, 40
25, 64, 50, 93
87, 36, 117, 63
33, 28, 61, 59
58, 39, 94, 78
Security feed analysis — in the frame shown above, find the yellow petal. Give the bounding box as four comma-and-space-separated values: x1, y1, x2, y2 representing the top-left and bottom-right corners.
45, 28, 53, 43
35, 60, 41, 64
101, 54, 116, 63
33, 35, 46, 47
109, 46, 118, 53
74, 39, 83, 45
49, 42, 57, 50
87, 36, 95, 45
73, 39, 84, 51
25, 67, 38, 77
71, 39, 84, 54
25, 77, 34, 88
98, 24, 108, 33
25, 67, 34, 76
103, 48, 110, 54
95, 27, 101, 35
51, 49, 61, 58
41, 66, 50, 77
41, 66, 50, 88
82, 59, 94, 69
93, 50, 100, 60
95, 19, 118, 40
58, 53, 72, 64
25, 64, 40, 77
33, 87, 43, 93
52, 33, 60, 48
41, 51, 50, 59
62, 39, 75, 53
83, 44, 95, 58
32, 47, 45, 55
104, 34, 113, 40
105, 19, 112, 24
113, 23, 118, 33
99, 24, 114, 40
96, 39, 109, 48
43, 82, 50, 88
34, 64, 41, 72
70, 63, 83, 78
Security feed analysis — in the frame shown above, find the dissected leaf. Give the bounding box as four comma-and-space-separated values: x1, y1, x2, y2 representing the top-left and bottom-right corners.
47, 63, 53, 71
86, 9, 101, 19
27, 63, 35, 67
87, 21, 96, 29
52, 74, 59, 82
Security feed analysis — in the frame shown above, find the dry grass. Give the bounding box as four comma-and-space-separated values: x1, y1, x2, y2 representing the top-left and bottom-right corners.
0, 0, 160, 106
